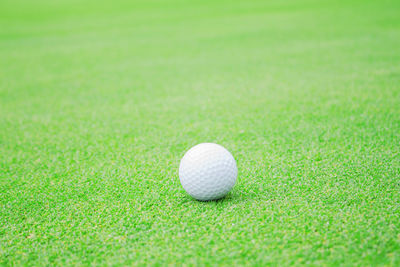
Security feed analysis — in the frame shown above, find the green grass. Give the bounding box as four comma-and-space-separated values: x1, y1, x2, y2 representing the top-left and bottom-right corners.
1, 0, 400, 265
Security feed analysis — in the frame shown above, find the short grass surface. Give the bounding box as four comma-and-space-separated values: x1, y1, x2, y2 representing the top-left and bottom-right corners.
1, 0, 400, 265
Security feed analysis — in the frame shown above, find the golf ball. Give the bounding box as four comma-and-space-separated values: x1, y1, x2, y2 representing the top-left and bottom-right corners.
179, 143, 238, 201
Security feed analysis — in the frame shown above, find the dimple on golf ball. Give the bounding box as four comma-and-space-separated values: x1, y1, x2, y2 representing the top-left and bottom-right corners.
179, 143, 238, 201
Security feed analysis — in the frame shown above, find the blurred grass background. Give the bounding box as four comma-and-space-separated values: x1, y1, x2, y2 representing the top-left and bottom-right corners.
1, 0, 399, 265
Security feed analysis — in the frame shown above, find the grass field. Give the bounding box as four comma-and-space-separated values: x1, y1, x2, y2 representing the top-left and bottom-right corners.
1, 0, 400, 265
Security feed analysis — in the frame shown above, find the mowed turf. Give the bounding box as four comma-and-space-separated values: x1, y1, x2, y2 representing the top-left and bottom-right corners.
1, 0, 400, 265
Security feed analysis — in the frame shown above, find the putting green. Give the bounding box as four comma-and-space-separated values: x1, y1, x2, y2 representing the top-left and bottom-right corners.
1, 0, 399, 265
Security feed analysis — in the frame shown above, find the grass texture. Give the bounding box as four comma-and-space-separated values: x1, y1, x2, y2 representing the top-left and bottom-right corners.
1, 0, 399, 265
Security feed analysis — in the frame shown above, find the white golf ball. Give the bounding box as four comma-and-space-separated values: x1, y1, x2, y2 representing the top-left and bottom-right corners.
179, 143, 238, 201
